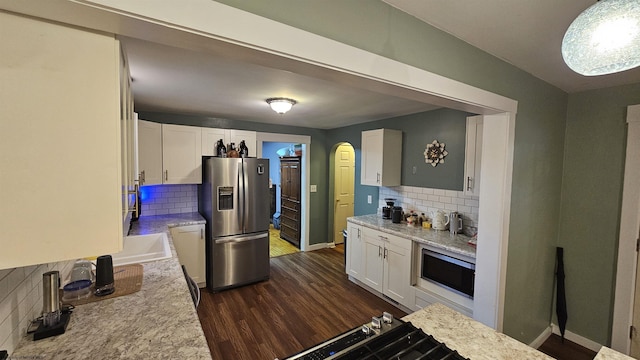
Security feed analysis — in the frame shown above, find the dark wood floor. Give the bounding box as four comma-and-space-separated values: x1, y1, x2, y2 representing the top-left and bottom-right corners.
197, 246, 595, 360
538, 334, 597, 360
197, 246, 406, 359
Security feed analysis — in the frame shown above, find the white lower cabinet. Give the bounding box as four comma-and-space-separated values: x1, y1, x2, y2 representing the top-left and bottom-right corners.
169, 224, 206, 287
361, 227, 412, 306
345, 222, 363, 280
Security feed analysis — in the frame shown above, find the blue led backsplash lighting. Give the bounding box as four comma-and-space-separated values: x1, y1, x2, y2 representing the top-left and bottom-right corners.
139, 185, 155, 202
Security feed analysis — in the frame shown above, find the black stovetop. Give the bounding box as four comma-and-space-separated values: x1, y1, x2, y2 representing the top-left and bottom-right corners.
282, 314, 469, 360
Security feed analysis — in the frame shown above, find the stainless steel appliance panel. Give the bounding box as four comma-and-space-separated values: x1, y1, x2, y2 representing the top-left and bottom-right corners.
212, 232, 269, 290
241, 158, 270, 234
205, 157, 242, 237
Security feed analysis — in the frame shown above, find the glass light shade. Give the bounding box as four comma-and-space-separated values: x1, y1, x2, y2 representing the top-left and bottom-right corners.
266, 98, 296, 114
562, 0, 640, 76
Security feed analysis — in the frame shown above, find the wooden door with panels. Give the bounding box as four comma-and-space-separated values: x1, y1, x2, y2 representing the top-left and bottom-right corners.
333, 143, 355, 244
280, 157, 301, 247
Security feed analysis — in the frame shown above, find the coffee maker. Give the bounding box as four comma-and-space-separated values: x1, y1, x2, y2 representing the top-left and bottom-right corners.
382, 198, 395, 219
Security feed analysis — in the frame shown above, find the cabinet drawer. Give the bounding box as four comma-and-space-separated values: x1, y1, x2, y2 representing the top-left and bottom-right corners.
281, 207, 298, 219
281, 215, 299, 230
282, 199, 299, 211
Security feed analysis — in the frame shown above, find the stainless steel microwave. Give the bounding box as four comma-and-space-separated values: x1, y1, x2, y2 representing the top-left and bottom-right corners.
421, 249, 475, 298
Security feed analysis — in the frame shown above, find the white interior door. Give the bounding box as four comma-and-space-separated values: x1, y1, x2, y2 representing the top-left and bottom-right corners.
334, 143, 355, 244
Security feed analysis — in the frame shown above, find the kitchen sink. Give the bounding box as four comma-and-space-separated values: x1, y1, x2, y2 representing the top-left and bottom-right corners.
111, 233, 172, 266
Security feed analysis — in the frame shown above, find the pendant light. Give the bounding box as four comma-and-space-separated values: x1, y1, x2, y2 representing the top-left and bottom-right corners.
266, 98, 297, 114
562, 0, 640, 76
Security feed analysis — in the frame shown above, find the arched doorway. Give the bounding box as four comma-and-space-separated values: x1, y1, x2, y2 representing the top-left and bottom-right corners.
331, 143, 355, 245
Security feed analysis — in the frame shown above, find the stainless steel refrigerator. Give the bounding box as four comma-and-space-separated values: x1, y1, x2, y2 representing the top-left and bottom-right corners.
199, 157, 270, 292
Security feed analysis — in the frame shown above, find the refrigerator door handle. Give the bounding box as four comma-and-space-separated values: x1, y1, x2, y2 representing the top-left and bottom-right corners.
215, 232, 268, 244
237, 161, 244, 233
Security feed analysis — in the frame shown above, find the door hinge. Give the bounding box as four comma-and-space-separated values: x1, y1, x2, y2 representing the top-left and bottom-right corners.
631, 325, 636, 339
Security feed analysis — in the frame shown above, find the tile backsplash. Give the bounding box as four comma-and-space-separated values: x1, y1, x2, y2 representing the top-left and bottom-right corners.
0, 260, 73, 354
379, 186, 479, 229
139, 184, 198, 216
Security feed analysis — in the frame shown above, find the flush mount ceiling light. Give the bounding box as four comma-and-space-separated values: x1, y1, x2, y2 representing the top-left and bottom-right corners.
266, 98, 297, 114
562, 0, 640, 76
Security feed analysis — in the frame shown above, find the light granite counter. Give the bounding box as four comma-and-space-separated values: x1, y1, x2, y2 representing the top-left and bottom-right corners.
404, 303, 553, 359
594, 346, 635, 360
348, 214, 476, 259
406, 303, 632, 360
10, 213, 212, 360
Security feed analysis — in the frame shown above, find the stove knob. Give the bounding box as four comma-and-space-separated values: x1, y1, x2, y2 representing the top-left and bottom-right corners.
371, 316, 382, 329
362, 325, 372, 336
383, 312, 394, 324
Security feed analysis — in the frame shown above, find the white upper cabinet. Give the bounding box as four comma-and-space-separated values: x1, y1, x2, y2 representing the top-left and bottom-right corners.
0, 13, 123, 269
361, 129, 402, 186
202, 128, 257, 157
137, 120, 163, 185
162, 124, 202, 184
464, 116, 484, 196
201, 127, 228, 156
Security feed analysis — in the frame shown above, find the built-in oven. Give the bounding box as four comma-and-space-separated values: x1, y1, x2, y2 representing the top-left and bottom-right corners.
421, 249, 475, 299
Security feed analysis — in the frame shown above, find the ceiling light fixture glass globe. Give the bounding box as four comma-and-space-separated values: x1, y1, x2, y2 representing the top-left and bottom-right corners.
562, 0, 640, 76
266, 98, 297, 114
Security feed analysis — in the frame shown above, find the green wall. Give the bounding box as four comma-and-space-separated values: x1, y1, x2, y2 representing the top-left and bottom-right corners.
215, 0, 569, 344
136, 111, 330, 246
327, 108, 471, 215
558, 83, 640, 345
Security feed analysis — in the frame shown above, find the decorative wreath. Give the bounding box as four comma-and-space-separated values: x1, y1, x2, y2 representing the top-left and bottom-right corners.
424, 140, 448, 167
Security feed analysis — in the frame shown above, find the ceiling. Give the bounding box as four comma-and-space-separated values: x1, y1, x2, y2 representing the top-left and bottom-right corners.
125, 1, 640, 129
383, 0, 640, 93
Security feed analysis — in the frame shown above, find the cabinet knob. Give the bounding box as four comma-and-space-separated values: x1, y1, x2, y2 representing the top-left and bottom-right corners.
165, 170, 168, 181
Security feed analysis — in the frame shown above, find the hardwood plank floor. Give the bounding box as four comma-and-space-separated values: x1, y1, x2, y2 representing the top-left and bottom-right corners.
197, 247, 406, 360
538, 334, 597, 360
197, 245, 595, 360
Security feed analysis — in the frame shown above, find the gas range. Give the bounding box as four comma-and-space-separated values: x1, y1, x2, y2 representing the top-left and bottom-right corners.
280, 312, 469, 360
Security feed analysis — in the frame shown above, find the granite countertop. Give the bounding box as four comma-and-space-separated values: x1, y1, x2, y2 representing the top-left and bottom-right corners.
405, 303, 553, 359
11, 213, 211, 360
348, 214, 476, 259
593, 347, 635, 360
406, 303, 633, 360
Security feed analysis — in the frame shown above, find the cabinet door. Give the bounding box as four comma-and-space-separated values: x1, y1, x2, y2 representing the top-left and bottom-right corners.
0, 13, 123, 269
346, 222, 363, 279
361, 129, 402, 186
201, 127, 227, 156
382, 234, 412, 305
138, 120, 163, 185
170, 224, 206, 287
362, 228, 384, 292
464, 116, 483, 196
361, 129, 383, 186
162, 124, 202, 184
228, 130, 257, 157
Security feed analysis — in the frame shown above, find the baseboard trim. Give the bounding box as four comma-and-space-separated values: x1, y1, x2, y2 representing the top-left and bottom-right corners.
306, 242, 329, 251
529, 325, 553, 349
550, 323, 602, 353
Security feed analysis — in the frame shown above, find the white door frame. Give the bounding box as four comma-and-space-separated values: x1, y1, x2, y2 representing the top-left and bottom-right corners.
611, 104, 640, 353
256, 132, 312, 252
6, 0, 518, 330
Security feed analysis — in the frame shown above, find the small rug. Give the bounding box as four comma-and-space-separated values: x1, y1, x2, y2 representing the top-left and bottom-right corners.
60, 264, 143, 306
